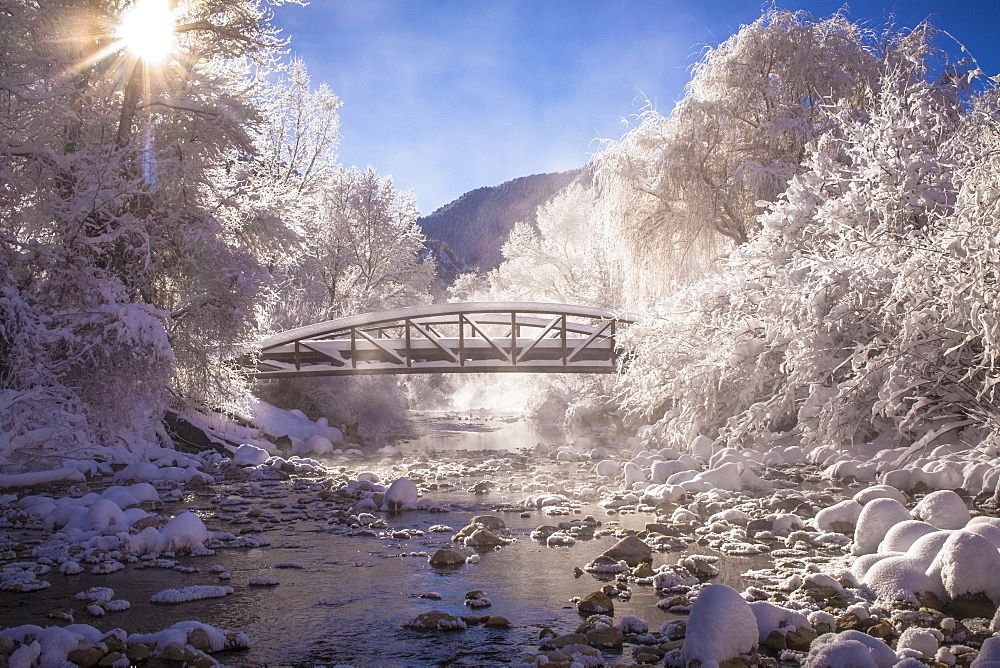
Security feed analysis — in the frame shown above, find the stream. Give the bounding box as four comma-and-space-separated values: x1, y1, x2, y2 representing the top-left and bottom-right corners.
1, 411, 780, 666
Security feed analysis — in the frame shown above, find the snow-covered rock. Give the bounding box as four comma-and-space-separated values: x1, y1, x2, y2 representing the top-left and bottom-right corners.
682, 584, 758, 665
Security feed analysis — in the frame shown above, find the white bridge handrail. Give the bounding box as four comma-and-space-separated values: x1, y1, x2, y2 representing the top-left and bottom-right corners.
257, 301, 640, 350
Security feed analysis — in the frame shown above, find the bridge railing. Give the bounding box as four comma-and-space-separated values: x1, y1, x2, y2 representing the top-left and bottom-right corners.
247, 301, 638, 377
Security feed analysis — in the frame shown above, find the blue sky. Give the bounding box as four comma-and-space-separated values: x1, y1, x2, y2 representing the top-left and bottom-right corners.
270, 1, 1000, 215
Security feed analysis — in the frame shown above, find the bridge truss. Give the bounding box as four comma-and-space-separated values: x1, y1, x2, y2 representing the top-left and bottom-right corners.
248, 302, 638, 377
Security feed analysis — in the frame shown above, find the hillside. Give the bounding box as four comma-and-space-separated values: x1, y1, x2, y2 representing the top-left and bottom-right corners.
419, 167, 587, 271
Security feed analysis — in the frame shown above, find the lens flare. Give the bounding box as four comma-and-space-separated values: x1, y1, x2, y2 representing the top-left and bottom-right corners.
118, 0, 175, 64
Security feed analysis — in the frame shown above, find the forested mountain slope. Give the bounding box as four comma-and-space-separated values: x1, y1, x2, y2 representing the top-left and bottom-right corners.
419, 168, 586, 271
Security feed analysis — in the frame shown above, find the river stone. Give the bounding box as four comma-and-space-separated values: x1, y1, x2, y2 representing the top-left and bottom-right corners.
866, 621, 894, 639
126, 643, 151, 661
485, 615, 512, 629
547, 633, 589, 649
764, 630, 787, 651
67, 644, 105, 668
0, 635, 17, 656
428, 548, 466, 567
187, 627, 213, 652
404, 610, 467, 632
157, 643, 207, 664
586, 627, 624, 648
577, 591, 615, 616
785, 627, 817, 651
469, 515, 507, 532
97, 652, 123, 667
463, 527, 504, 547
946, 592, 997, 619
632, 562, 655, 579
599, 535, 652, 567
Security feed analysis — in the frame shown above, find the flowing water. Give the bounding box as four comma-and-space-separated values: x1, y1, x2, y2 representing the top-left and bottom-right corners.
1, 412, 772, 666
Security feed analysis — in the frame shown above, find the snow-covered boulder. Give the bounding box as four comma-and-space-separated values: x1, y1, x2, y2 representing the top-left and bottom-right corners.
682, 584, 758, 665
804, 630, 897, 667
853, 498, 911, 555
911, 490, 970, 530
384, 478, 419, 511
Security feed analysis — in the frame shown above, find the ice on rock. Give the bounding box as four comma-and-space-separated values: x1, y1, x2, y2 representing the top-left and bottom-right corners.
804, 630, 897, 667
748, 601, 811, 643
877, 520, 938, 553
852, 497, 911, 555
911, 490, 970, 530
619, 614, 648, 634
384, 478, 419, 510
681, 584, 758, 665
150, 585, 234, 603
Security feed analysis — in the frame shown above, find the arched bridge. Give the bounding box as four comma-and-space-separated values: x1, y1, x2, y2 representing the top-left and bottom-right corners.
248, 302, 639, 377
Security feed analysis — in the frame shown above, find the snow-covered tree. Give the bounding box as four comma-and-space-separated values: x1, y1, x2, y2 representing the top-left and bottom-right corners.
618, 55, 989, 452
483, 183, 621, 308
0, 0, 293, 458
268, 166, 434, 329
595, 9, 883, 303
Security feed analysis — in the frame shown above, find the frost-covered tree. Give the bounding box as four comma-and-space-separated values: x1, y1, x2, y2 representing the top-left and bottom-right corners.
483, 183, 621, 308
595, 9, 883, 302
618, 56, 990, 452
267, 166, 434, 330
0, 0, 293, 459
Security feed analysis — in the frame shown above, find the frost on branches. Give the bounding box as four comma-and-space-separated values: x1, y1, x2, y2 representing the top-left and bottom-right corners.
0, 0, 300, 463
618, 38, 1000, 456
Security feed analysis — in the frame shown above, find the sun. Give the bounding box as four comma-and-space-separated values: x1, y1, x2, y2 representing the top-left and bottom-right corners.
117, 0, 176, 64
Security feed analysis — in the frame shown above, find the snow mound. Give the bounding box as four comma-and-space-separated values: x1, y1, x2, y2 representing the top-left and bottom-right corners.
853, 498, 911, 555
804, 630, 897, 667
682, 584, 758, 664
911, 490, 970, 530
151, 585, 234, 604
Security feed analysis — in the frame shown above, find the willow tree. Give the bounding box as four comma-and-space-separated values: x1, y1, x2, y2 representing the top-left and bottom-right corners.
595, 9, 881, 302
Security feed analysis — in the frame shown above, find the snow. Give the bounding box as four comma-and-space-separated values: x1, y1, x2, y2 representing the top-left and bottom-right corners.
159, 510, 211, 552
232, 443, 270, 467
748, 600, 811, 643
852, 497, 912, 555
0, 468, 85, 488
384, 478, 419, 510
877, 520, 938, 552
246, 400, 343, 450
150, 585, 234, 603
681, 584, 758, 664
911, 490, 970, 529
804, 630, 897, 667
931, 530, 1000, 603
814, 499, 862, 532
